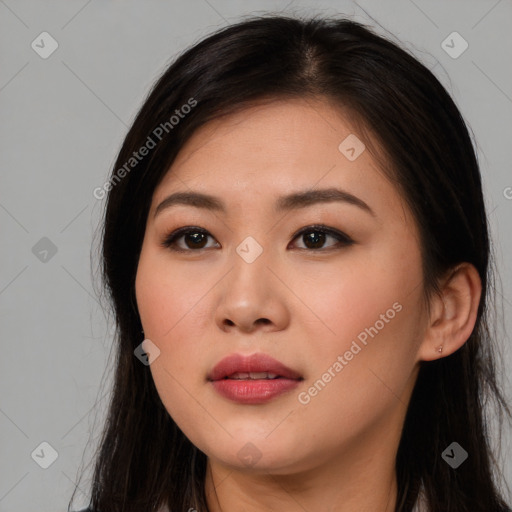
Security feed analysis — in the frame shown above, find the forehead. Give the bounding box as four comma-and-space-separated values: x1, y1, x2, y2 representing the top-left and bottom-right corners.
168, 98, 360, 179
151, 98, 408, 224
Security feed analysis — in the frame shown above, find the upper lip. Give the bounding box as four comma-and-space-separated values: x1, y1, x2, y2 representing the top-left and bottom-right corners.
208, 353, 303, 381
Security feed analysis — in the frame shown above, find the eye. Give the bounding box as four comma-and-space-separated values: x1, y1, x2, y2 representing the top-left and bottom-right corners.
289, 224, 354, 251
161, 226, 218, 252
161, 224, 354, 252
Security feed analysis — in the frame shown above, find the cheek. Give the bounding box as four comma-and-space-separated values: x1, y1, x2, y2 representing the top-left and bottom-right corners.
135, 248, 213, 340
291, 281, 423, 451
296, 243, 422, 350
293, 242, 424, 406
135, 246, 217, 396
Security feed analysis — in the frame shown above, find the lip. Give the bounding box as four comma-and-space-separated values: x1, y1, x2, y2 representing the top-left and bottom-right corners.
208, 353, 302, 381
208, 353, 303, 405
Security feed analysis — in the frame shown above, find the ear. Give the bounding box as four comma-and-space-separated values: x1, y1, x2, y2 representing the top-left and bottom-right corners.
418, 263, 482, 362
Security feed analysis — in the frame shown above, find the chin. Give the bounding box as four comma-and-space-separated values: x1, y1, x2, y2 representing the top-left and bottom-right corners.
201, 433, 316, 474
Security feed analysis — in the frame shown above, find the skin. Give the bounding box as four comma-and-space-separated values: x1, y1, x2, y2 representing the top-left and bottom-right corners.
135, 98, 481, 512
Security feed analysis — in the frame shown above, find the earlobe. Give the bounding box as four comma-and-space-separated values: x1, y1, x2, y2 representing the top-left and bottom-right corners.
418, 263, 482, 362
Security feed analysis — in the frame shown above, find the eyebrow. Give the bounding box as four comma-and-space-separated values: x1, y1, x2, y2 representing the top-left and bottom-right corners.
154, 187, 375, 218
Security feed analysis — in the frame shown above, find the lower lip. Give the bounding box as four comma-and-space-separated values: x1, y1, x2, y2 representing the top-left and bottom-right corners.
210, 378, 301, 404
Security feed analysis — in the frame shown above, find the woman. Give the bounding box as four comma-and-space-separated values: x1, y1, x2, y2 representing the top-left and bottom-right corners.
70, 14, 511, 512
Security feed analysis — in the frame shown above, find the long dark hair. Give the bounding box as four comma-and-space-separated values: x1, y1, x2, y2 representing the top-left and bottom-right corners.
69, 14, 511, 512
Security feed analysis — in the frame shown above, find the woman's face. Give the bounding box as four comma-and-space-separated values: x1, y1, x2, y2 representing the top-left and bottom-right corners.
135, 98, 428, 474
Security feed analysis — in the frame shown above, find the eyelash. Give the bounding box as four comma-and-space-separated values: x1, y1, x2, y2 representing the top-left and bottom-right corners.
160, 224, 354, 253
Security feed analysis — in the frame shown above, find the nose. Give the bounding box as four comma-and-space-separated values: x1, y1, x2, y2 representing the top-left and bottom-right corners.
214, 244, 290, 335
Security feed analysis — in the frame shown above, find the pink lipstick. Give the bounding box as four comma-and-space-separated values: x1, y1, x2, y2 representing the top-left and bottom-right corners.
208, 353, 302, 404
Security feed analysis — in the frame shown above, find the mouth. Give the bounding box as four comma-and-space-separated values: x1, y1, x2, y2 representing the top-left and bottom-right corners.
208, 352, 303, 382
208, 353, 303, 404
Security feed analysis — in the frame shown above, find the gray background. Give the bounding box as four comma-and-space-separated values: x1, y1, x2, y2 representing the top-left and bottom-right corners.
1, 0, 511, 510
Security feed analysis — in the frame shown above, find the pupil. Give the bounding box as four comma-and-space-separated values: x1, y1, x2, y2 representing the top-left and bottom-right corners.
305, 231, 325, 249
186, 232, 207, 249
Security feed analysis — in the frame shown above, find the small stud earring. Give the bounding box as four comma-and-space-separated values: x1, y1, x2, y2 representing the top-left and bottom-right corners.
437, 345, 443, 354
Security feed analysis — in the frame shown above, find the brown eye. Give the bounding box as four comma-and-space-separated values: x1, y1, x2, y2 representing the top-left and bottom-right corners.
290, 225, 354, 251
300, 230, 328, 249
161, 227, 218, 251
181, 231, 209, 249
